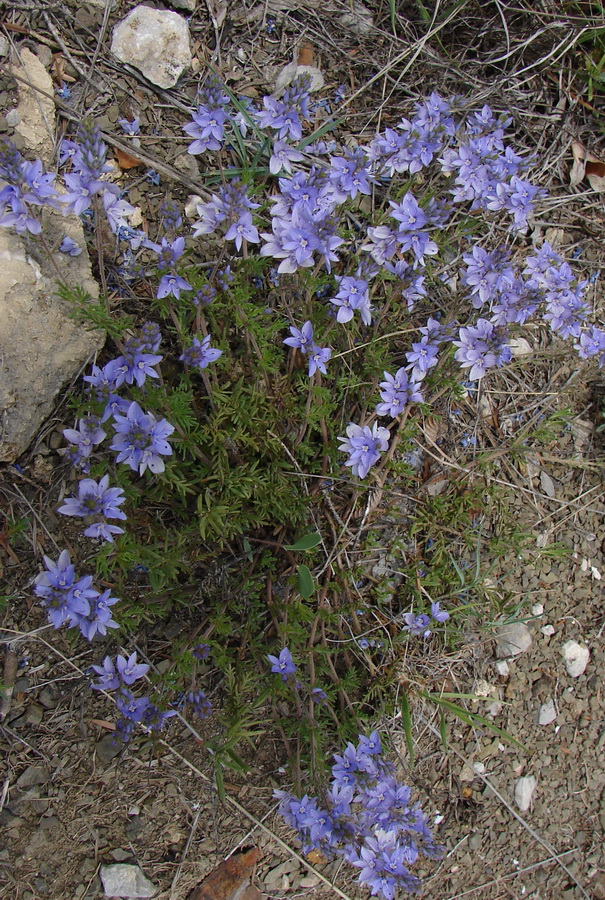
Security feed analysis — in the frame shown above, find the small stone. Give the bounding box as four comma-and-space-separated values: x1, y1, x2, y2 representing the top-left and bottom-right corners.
339, 0, 373, 34
495, 660, 509, 678
531, 603, 544, 616
111, 6, 192, 89
6, 109, 21, 127
541, 624, 555, 637
185, 194, 203, 218
538, 698, 557, 725
495, 622, 532, 658
562, 640, 590, 677
170, 0, 197, 10
172, 152, 199, 180
16, 766, 49, 789
299, 874, 320, 888
111, 850, 133, 862
0, 36, 8, 57
100, 864, 157, 898
95, 735, 122, 765
514, 775, 537, 812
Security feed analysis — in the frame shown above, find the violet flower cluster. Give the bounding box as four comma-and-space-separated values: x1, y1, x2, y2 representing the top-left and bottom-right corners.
402, 602, 449, 639
0, 140, 58, 234
65, 322, 174, 477
91, 652, 176, 743
33, 550, 119, 640
275, 731, 444, 899
58, 474, 127, 543
283, 320, 332, 377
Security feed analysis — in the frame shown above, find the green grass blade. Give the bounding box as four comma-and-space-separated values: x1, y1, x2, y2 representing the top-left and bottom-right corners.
400, 690, 415, 767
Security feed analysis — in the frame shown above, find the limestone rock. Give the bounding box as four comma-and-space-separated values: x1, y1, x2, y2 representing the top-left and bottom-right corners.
100, 864, 157, 898
562, 640, 590, 678
111, 6, 192, 89
514, 775, 537, 812
495, 621, 532, 658
11, 49, 55, 162
537, 698, 557, 725
0, 48, 103, 464
170, 0, 197, 11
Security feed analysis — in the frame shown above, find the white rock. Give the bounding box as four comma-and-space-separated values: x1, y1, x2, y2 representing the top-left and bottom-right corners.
531, 603, 544, 616
538, 698, 556, 725
11, 49, 55, 160
509, 336, 533, 357
514, 775, 537, 812
5, 109, 21, 127
562, 640, 590, 678
111, 6, 191, 89
541, 624, 555, 637
100, 864, 157, 898
0, 35, 9, 57
495, 660, 509, 678
185, 194, 203, 219
274, 62, 325, 96
0, 50, 103, 463
339, 0, 374, 34
495, 622, 532, 658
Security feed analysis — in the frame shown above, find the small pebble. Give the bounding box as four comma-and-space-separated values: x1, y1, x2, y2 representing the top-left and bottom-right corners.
562, 640, 590, 677
514, 775, 537, 812
538, 698, 557, 726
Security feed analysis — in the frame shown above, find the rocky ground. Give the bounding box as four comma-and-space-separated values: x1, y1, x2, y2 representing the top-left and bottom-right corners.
0, 1, 604, 899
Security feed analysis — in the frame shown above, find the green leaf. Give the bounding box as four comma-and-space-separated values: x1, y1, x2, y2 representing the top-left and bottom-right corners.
423, 693, 527, 751
400, 691, 414, 767
439, 707, 448, 750
284, 533, 322, 551
214, 760, 226, 802
297, 564, 314, 598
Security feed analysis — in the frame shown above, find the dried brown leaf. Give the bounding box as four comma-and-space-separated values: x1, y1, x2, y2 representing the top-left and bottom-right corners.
115, 148, 142, 170
189, 848, 260, 900
570, 139, 605, 191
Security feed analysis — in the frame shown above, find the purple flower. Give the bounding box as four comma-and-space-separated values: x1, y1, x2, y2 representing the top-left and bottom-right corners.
59, 235, 82, 256
58, 475, 127, 520
90, 656, 121, 691
118, 117, 140, 135
338, 423, 390, 479
575, 325, 605, 366
157, 272, 192, 300
110, 401, 175, 475
78, 589, 120, 640
375, 369, 424, 418
402, 612, 432, 637
308, 345, 331, 377
270, 140, 304, 175
330, 276, 371, 325
283, 320, 315, 353
405, 339, 439, 382
180, 334, 222, 371
267, 647, 297, 680
63, 418, 106, 462
187, 690, 212, 719
224, 210, 260, 250
430, 601, 449, 623
116, 688, 151, 723
117, 652, 150, 685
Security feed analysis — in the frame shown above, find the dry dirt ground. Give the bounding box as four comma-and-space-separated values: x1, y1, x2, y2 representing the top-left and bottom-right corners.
1, 1, 605, 898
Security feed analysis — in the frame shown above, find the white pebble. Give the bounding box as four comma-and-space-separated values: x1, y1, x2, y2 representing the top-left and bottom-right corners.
562, 640, 590, 677
514, 775, 537, 812
537, 698, 556, 726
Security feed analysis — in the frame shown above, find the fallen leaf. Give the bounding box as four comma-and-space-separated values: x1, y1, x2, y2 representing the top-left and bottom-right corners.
298, 43, 314, 66
115, 148, 142, 170
189, 848, 260, 900
570, 139, 605, 191
540, 470, 557, 499
305, 849, 325, 866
